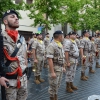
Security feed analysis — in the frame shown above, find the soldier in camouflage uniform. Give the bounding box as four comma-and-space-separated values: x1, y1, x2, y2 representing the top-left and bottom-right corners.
46, 31, 65, 100
27, 33, 37, 68
27, 33, 37, 51
75, 34, 80, 49
63, 31, 79, 93
2, 10, 28, 100
44, 33, 50, 68
89, 36, 96, 73
95, 31, 100, 68
75, 34, 80, 67
80, 30, 92, 81
32, 33, 45, 84
63, 34, 69, 45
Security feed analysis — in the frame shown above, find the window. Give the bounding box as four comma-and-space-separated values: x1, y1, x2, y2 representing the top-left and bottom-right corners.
15, 0, 22, 4
26, 0, 33, 4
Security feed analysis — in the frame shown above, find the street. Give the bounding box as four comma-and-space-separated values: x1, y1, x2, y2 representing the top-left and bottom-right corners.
27, 64, 100, 100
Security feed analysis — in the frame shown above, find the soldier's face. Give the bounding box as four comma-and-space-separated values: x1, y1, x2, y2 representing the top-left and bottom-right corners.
70, 34, 76, 40
86, 32, 90, 37
4, 14, 19, 29
92, 37, 95, 41
46, 35, 49, 38
59, 34, 64, 42
34, 35, 36, 38
38, 35, 42, 39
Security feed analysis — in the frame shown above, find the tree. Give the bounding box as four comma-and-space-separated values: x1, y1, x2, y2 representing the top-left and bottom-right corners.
79, 0, 100, 31
0, 0, 24, 18
26, 0, 66, 33
62, 0, 91, 31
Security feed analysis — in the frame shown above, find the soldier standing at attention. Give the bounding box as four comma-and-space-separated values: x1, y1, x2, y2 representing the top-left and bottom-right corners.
64, 31, 79, 93
89, 36, 96, 73
63, 34, 70, 45
44, 33, 50, 48
44, 33, 50, 68
46, 31, 65, 100
32, 33, 45, 84
95, 31, 100, 68
75, 34, 80, 50
27, 33, 37, 50
27, 33, 37, 68
2, 10, 28, 100
80, 30, 91, 81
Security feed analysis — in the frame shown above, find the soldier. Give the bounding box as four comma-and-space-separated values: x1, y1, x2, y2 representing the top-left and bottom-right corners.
75, 34, 80, 49
63, 34, 69, 45
44, 33, 50, 68
44, 33, 50, 48
46, 31, 65, 100
64, 31, 79, 93
32, 33, 45, 84
89, 36, 96, 73
27, 33, 37, 50
2, 10, 28, 100
27, 33, 37, 68
95, 31, 100, 68
80, 30, 92, 81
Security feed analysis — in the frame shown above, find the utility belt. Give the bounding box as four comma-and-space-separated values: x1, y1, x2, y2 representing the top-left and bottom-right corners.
37, 53, 44, 56
53, 63, 63, 67
6, 68, 27, 79
84, 50, 91, 53
70, 55, 78, 59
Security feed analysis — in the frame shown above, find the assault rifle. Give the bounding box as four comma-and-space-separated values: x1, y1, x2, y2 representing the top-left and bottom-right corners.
0, 19, 9, 100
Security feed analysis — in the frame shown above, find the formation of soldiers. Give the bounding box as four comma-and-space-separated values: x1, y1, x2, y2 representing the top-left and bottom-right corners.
27, 30, 100, 100
0, 9, 100, 100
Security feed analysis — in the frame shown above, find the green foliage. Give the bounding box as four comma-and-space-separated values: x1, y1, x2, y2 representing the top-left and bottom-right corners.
0, 0, 24, 18
26, 0, 100, 31
26, 0, 66, 31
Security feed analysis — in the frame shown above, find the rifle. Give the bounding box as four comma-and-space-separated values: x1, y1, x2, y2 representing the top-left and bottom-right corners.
0, 19, 9, 100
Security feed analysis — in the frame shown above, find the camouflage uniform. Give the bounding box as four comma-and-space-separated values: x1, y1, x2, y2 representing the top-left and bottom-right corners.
64, 40, 79, 82
32, 39, 45, 77
75, 39, 80, 49
43, 37, 50, 68
2, 31, 28, 100
80, 37, 91, 79
90, 41, 96, 70
28, 38, 37, 67
46, 41, 64, 98
75, 38, 81, 67
95, 38, 100, 67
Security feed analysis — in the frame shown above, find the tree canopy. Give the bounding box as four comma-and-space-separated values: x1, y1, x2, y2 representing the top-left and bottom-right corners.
25, 0, 100, 32
0, 0, 24, 18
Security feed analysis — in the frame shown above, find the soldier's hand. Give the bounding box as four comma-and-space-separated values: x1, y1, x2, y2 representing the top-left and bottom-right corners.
51, 72, 56, 78
34, 59, 38, 63
63, 68, 66, 73
0, 77, 9, 88
82, 55, 86, 59
67, 62, 70, 67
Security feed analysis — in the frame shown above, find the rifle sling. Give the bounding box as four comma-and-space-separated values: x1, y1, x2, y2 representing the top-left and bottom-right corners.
5, 35, 23, 67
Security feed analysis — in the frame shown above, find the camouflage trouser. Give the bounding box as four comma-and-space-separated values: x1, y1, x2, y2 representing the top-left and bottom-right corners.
89, 55, 96, 68
81, 54, 90, 72
96, 50, 100, 65
34, 60, 44, 76
5, 75, 28, 100
65, 63, 77, 82
48, 66, 63, 97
